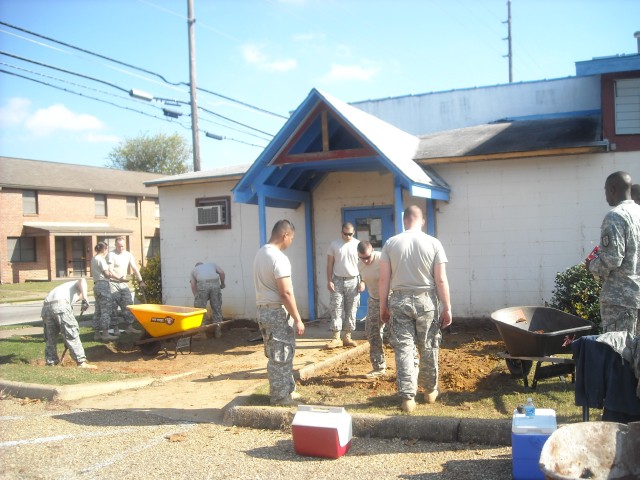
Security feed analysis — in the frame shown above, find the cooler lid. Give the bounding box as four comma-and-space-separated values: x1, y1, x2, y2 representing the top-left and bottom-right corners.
292, 405, 353, 447
512, 408, 557, 434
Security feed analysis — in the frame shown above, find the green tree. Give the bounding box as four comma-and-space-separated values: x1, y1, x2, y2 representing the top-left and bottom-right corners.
107, 132, 191, 174
548, 263, 602, 332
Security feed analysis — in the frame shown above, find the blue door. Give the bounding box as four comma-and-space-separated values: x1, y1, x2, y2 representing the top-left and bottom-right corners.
343, 206, 395, 321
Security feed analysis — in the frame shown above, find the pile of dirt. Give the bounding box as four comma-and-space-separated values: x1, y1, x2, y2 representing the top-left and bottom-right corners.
301, 323, 509, 395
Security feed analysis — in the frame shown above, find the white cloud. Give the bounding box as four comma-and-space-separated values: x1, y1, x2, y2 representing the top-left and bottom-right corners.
83, 133, 120, 143
241, 43, 297, 72
320, 63, 380, 83
0, 97, 31, 127
25, 104, 104, 136
277, 0, 306, 4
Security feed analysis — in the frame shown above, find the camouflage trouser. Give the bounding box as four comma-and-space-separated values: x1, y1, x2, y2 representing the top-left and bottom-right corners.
389, 290, 441, 400
330, 276, 360, 333
257, 305, 296, 405
109, 283, 137, 328
600, 304, 638, 336
41, 302, 86, 365
194, 280, 222, 325
365, 296, 386, 371
93, 281, 113, 332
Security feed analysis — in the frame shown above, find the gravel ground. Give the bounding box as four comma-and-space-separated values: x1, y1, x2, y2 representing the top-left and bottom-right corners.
1, 397, 513, 479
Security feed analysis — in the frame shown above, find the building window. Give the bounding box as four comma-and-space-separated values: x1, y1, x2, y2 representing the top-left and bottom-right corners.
98, 237, 118, 251
126, 196, 138, 218
195, 196, 231, 230
8, 237, 36, 262
145, 236, 160, 258
22, 190, 38, 215
615, 78, 640, 134
95, 194, 107, 216
154, 198, 160, 218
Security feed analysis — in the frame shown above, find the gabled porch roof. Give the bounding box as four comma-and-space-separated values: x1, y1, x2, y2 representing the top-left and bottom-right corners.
232, 88, 450, 208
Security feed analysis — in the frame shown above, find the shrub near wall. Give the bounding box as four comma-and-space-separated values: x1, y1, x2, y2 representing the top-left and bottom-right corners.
548, 264, 602, 333
133, 256, 162, 304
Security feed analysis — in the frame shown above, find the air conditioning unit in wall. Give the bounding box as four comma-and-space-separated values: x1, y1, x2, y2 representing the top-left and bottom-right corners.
197, 204, 224, 226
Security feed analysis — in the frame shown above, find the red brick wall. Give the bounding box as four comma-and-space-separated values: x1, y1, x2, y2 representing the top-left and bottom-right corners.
0, 188, 159, 284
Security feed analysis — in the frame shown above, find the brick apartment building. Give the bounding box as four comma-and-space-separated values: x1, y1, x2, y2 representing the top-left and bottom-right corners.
0, 157, 162, 284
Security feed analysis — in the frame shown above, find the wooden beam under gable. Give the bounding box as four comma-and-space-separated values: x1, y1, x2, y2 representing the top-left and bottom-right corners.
273, 102, 376, 166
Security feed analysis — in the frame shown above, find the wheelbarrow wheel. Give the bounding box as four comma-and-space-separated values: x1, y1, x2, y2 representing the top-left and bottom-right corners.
505, 358, 533, 377
138, 332, 162, 356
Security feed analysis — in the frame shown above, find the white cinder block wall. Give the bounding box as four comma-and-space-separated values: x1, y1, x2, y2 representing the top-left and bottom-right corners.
433, 151, 638, 319
158, 182, 307, 319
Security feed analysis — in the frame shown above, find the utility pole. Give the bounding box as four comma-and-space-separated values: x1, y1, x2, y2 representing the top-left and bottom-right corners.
503, 0, 513, 83
187, 0, 201, 171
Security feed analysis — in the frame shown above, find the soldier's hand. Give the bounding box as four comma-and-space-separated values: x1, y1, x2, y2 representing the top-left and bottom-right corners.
81, 300, 90, 313
294, 318, 305, 336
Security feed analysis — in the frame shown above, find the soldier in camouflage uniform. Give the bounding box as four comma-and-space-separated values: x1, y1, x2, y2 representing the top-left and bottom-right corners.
326, 222, 360, 348
253, 220, 305, 405
357, 240, 387, 377
587, 171, 640, 336
190, 261, 226, 338
107, 236, 145, 334
379, 205, 452, 413
91, 242, 118, 342
41, 278, 96, 368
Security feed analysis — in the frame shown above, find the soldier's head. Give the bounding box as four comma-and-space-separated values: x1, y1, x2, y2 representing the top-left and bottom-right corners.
403, 205, 425, 231
270, 219, 295, 251
357, 240, 374, 265
604, 171, 632, 207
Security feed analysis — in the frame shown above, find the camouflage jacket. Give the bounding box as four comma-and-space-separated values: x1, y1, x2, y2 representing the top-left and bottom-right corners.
589, 200, 640, 307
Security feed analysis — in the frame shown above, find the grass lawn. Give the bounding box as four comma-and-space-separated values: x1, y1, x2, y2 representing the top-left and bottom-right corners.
0, 325, 139, 385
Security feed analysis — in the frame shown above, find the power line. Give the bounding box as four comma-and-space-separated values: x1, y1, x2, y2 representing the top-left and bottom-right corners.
2, 49, 274, 140
0, 68, 268, 148
0, 20, 182, 86
0, 20, 288, 119
0, 50, 129, 95
0, 68, 177, 124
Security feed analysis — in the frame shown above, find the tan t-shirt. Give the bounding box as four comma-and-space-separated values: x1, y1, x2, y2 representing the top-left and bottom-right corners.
358, 250, 382, 299
381, 230, 447, 292
327, 238, 360, 277
253, 244, 292, 305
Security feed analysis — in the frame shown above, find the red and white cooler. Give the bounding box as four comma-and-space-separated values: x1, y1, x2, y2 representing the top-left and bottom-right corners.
291, 405, 352, 459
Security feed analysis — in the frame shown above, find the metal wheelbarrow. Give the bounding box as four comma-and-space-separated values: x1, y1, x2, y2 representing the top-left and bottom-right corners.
490, 306, 595, 389
127, 304, 218, 357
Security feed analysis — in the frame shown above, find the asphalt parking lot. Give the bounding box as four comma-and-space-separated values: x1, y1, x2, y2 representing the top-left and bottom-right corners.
0, 397, 513, 480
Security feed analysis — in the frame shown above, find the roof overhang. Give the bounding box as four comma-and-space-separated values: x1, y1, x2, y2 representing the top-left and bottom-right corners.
23, 222, 133, 237
233, 89, 450, 208
414, 114, 606, 165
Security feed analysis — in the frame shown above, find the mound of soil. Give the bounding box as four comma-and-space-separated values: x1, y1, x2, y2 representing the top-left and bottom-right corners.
302, 323, 509, 395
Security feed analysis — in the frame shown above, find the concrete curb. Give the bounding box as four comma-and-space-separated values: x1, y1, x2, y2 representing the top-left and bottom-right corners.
0, 377, 156, 401
224, 406, 512, 446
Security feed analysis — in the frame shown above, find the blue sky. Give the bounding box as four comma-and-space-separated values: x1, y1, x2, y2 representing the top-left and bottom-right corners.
1, 0, 639, 171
